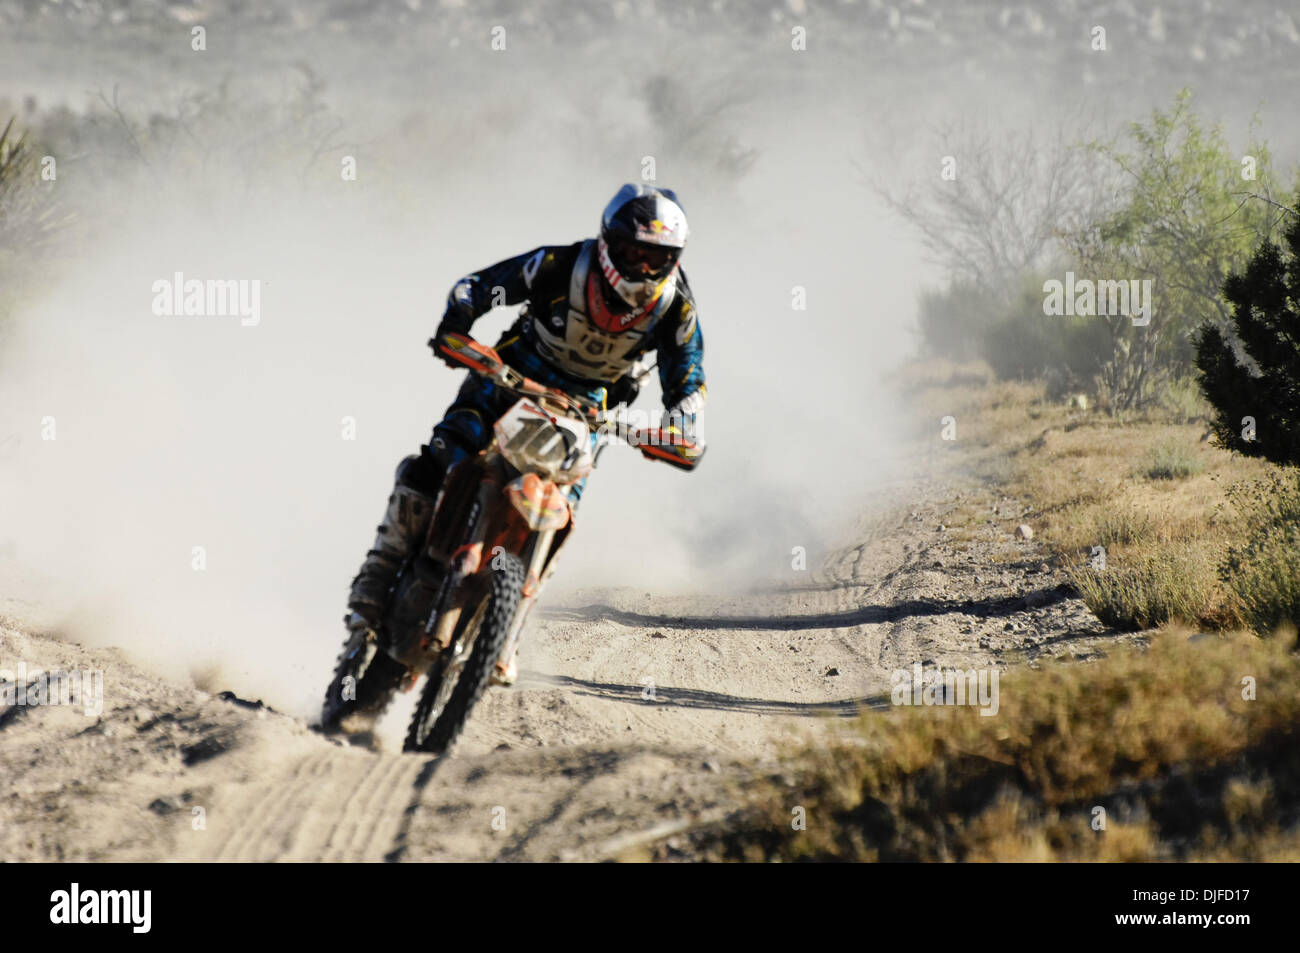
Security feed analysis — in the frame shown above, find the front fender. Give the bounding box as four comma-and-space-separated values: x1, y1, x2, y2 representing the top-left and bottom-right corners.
505, 472, 571, 531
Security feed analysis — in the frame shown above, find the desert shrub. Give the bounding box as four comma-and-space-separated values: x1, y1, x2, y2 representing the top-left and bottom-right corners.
914, 277, 1000, 362
1139, 440, 1204, 480
1070, 549, 1212, 630
1221, 474, 1300, 634
1092, 507, 1155, 547
914, 273, 1113, 401
979, 275, 1113, 396
1158, 376, 1211, 424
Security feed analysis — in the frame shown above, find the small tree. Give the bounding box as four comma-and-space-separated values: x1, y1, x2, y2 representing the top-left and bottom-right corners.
1195, 208, 1300, 465
1064, 90, 1285, 412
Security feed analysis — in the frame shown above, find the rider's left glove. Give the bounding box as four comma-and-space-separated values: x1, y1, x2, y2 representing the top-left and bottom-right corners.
664, 390, 706, 447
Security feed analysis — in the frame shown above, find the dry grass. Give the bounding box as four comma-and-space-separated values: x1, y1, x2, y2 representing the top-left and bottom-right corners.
892, 359, 1276, 629
1070, 549, 1218, 632
1221, 474, 1300, 634
703, 630, 1300, 861
1139, 439, 1205, 480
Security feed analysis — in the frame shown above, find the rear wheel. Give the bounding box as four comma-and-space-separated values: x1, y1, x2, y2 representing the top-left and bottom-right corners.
403, 552, 525, 755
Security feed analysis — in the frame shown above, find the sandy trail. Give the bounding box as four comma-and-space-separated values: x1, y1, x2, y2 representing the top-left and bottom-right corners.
0, 469, 1134, 863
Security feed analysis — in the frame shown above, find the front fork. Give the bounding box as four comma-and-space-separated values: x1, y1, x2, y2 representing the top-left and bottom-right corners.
425, 460, 573, 676
422, 478, 494, 660
495, 526, 557, 676
497, 476, 580, 675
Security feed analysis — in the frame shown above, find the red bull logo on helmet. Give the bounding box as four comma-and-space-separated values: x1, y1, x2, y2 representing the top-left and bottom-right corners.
636, 206, 687, 245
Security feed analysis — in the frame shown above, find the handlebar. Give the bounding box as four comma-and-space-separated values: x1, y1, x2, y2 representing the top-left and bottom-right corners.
434, 332, 604, 427
433, 332, 705, 470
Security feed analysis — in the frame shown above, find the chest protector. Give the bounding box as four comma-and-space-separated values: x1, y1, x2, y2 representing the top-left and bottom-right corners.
526, 240, 676, 383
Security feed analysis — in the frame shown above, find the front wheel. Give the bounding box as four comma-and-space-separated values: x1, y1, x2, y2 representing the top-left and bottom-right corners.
403, 552, 525, 755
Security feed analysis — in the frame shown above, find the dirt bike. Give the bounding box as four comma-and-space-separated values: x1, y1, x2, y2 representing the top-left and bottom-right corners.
320, 332, 704, 755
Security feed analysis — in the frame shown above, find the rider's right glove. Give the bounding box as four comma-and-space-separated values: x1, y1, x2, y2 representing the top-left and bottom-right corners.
431, 284, 484, 363
429, 329, 505, 378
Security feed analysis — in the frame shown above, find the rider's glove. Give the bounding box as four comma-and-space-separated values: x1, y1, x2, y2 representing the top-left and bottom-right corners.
430, 330, 505, 377
431, 291, 479, 365
664, 389, 706, 446
668, 389, 706, 417
431, 320, 474, 370
431, 330, 462, 369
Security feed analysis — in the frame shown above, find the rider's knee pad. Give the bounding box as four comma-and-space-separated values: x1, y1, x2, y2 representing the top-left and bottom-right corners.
436, 406, 491, 451
400, 429, 477, 498
394, 453, 443, 497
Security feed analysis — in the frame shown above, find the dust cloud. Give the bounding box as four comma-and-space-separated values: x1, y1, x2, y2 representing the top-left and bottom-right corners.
0, 15, 1082, 717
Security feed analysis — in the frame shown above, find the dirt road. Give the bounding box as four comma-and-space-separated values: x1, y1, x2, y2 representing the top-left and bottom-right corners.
1, 470, 1137, 863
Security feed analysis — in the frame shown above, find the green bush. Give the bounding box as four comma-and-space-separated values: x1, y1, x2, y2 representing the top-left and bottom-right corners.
917, 273, 1112, 399
1196, 212, 1300, 467
915, 277, 1000, 363
980, 276, 1112, 396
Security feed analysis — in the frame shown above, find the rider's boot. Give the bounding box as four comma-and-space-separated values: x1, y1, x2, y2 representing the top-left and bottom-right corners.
346, 479, 435, 637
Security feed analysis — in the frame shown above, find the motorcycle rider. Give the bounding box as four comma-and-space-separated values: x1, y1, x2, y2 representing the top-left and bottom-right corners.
344, 183, 707, 684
